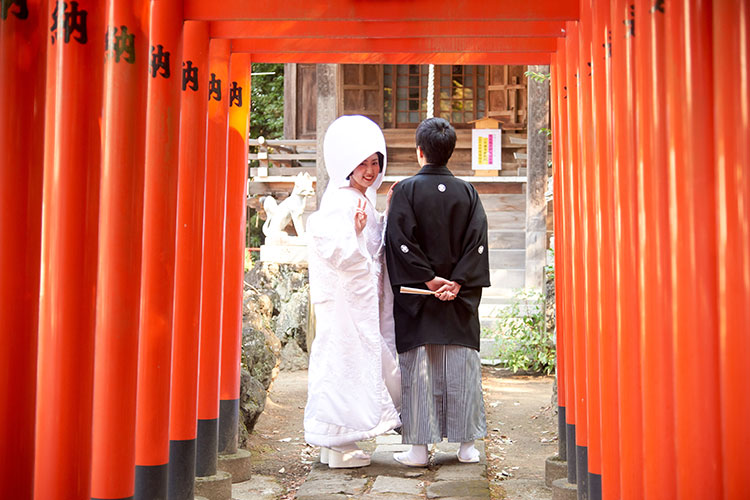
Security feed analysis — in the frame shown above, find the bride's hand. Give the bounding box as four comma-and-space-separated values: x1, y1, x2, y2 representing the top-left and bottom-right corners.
354, 199, 367, 233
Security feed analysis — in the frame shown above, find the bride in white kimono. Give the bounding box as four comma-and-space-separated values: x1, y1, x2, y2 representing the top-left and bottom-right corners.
304, 115, 401, 468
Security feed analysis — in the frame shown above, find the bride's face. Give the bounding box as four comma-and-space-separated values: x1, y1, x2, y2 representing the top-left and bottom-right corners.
349, 153, 380, 193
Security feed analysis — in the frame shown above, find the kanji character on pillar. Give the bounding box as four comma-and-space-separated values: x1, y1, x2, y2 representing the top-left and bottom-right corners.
2, 0, 29, 20
105, 25, 135, 64
182, 61, 199, 91
150, 44, 171, 78
624, 4, 635, 38
230, 81, 242, 107
208, 73, 222, 101
603, 30, 613, 58
50, 1, 88, 44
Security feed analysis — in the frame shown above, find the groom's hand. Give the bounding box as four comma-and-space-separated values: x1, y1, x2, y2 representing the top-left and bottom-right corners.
425, 276, 451, 292
426, 277, 460, 301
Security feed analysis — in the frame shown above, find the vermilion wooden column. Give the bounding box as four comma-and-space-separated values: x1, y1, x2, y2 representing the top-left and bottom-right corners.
219, 52, 252, 455
714, 1, 750, 499
550, 52, 567, 462
134, 0, 183, 498
633, 1, 676, 499
89, 1, 148, 499
610, 1, 644, 498
591, 1, 620, 498
565, 22, 589, 495
577, 3, 602, 498
168, 20, 210, 500
0, 1, 46, 497
665, 1, 721, 498
557, 36, 578, 484
196, 38, 231, 477
34, 1, 105, 499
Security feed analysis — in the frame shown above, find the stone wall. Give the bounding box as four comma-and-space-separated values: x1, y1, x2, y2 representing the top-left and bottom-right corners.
239, 262, 311, 443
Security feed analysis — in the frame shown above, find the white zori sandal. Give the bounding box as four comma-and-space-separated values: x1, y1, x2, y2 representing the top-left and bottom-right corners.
457, 441, 480, 463
327, 444, 371, 468
393, 444, 429, 467
320, 447, 330, 464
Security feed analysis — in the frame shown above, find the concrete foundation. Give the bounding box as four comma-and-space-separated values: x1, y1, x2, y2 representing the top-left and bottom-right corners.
194, 470, 232, 500
552, 478, 578, 500
545, 454, 568, 487
218, 448, 252, 483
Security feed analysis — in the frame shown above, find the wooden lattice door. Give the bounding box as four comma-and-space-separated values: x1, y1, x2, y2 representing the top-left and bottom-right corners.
340, 64, 384, 127
486, 65, 528, 131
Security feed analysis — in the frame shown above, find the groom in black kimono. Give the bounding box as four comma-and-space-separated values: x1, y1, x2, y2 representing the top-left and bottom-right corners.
386, 117, 490, 466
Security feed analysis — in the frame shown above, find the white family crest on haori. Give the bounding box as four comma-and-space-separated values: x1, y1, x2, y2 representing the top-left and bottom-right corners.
304, 115, 401, 448
261, 172, 315, 243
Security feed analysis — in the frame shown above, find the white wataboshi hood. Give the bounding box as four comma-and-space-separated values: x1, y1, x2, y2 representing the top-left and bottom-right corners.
322, 115, 388, 205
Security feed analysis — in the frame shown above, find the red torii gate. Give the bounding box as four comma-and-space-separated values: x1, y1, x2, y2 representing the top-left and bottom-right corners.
0, 1, 748, 500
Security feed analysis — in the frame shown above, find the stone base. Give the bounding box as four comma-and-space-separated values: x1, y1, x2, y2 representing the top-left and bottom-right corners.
551, 478, 577, 500
195, 470, 232, 500
260, 243, 307, 264
195, 496, 209, 500
218, 449, 252, 483
545, 454, 568, 487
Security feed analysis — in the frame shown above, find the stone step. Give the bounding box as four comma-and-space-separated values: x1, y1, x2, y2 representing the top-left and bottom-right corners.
479, 193, 526, 212
489, 249, 525, 269
486, 210, 525, 229
488, 229, 525, 249
295, 433, 490, 500
489, 269, 525, 290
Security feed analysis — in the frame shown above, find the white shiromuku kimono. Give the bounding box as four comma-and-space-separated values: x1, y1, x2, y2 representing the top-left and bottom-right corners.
304, 116, 401, 448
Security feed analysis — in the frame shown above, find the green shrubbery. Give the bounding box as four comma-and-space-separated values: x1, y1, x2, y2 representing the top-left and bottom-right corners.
491, 288, 556, 375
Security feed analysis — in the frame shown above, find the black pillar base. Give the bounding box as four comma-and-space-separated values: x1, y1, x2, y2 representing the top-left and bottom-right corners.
558, 406, 567, 461
589, 472, 602, 500
168, 439, 196, 500
218, 399, 239, 455
576, 445, 589, 500
196, 418, 219, 477
135, 463, 168, 500
566, 424, 577, 483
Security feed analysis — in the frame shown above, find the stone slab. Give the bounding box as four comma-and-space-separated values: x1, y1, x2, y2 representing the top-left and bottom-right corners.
217, 449, 252, 483
433, 441, 486, 466
551, 478, 577, 500
435, 463, 487, 481
361, 450, 427, 478
295, 495, 348, 500
232, 474, 284, 500
426, 479, 490, 499
371, 475, 424, 495
360, 495, 424, 500
295, 477, 367, 498
194, 470, 232, 500
545, 454, 567, 487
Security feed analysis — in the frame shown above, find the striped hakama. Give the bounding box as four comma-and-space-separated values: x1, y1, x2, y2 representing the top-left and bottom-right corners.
398, 344, 487, 444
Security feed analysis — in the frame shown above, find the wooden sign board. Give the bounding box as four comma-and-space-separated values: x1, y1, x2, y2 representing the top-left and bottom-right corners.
471, 128, 502, 174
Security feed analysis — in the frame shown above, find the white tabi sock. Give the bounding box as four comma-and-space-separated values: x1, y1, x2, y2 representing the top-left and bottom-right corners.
394, 444, 428, 466
458, 441, 480, 463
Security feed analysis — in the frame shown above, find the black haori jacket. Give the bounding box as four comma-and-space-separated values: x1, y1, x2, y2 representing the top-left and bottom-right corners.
385, 164, 491, 354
